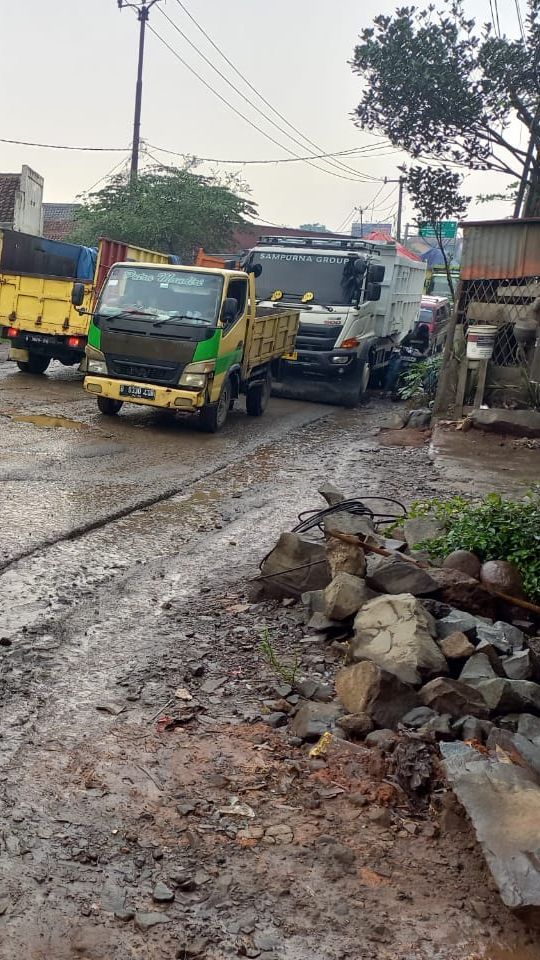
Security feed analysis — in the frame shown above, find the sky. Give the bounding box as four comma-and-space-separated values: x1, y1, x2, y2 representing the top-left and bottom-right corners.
0, 0, 527, 233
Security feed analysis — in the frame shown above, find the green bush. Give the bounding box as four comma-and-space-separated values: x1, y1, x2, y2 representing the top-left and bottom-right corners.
409, 489, 540, 602
398, 355, 442, 402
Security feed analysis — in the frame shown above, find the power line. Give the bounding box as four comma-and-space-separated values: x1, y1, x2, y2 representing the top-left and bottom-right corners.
515, 0, 525, 39
84, 154, 131, 194
0, 136, 127, 152
148, 142, 391, 166
148, 24, 381, 183
168, 0, 375, 181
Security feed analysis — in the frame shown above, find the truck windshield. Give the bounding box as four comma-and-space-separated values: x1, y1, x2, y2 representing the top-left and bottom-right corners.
251, 251, 357, 306
97, 266, 223, 325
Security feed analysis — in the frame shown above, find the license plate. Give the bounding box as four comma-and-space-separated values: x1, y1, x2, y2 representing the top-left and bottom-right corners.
27, 334, 51, 344
119, 384, 156, 400
282, 351, 298, 361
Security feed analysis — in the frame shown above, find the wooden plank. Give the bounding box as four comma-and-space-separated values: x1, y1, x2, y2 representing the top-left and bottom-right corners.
473, 358, 488, 409
454, 356, 470, 418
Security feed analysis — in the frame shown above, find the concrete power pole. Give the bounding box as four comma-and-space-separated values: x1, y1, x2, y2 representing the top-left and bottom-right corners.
384, 175, 406, 242
118, 0, 162, 184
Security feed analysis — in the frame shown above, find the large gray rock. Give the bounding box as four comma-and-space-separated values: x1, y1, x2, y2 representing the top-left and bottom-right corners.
403, 518, 444, 552
420, 677, 490, 719
335, 661, 418, 730
260, 533, 330, 598
436, 608, 487, 640
289, 701, 343, 741
400, 706, 438, 729
476, 621, 525, 654
475, 678, 540, 716
453, 716, 494, 743
318, 483, 346, 506
440, 740, 540, 922
367, 556, 438, 596
351, 594, 446, 686
442, 550, 482, 580
459, 653, 500, 685
325, 536, 367, 579
503, 650, 532, 681
428, 568, 498, 618
469, 407, 540, 438
324, 573, 373, 621
324, 512, 376, 538
518, 714, 540, 744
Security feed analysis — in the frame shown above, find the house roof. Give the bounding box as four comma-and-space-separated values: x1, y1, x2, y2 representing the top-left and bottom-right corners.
43, 202, 80, 240
0, 173, 21, 223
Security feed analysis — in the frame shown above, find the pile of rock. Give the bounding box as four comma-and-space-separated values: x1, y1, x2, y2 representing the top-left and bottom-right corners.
260, 487, 540, 919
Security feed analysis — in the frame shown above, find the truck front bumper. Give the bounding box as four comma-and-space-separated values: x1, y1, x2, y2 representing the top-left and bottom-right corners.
277, 348, 359, 379
84, 376, 206, 411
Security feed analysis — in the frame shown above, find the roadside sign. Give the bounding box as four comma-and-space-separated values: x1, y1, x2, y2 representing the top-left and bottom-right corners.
419, 221, 458, 239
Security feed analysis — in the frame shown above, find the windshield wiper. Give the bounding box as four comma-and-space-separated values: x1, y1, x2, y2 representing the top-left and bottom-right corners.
96, 310, 157, 324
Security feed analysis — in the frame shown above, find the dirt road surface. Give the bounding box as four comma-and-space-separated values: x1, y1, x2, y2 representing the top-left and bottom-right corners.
1, 349, 539, 960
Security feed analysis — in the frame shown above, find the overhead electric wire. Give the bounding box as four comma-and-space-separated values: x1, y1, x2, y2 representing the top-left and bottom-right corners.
147, 142, 392, 166
148, 24, 381, 183
515, 0, 525, 38
84, 154, 131, 193
0, 136, 127, 152
157, 7, 371, 183
169, 0, 383, 181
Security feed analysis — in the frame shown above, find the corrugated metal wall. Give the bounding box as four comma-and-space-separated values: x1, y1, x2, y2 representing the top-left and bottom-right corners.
461, 219, 540, 281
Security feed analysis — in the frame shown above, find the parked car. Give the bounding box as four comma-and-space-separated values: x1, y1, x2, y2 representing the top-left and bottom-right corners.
413, 295, 451, 352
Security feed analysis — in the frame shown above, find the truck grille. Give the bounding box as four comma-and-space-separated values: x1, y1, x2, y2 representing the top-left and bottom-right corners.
296, 323, 343, 353
107, 356, 183, 385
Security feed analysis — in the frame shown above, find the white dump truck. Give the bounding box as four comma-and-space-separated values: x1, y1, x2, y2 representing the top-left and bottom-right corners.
245, 235, 426, 405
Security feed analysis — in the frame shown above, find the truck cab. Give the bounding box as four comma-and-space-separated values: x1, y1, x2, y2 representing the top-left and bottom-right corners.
246, 236, 426, 406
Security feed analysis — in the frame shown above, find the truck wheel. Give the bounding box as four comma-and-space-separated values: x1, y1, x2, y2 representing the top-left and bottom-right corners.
16, 355, 50, 375
246, 374, 271, 417
342, 362, 370, 408
97, 397, 123, 416
199, 380, 231, 433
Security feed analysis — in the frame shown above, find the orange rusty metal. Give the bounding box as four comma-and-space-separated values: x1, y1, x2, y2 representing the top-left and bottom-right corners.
460, 218, 540, 280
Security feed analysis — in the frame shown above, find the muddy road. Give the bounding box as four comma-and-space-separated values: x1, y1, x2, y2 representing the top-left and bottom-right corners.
1, 351, 539, 960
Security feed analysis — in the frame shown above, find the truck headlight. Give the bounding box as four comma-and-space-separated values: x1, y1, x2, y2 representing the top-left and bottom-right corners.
87, 359, 108, 375
180, 372, 207, 389
330, 356, 350, 365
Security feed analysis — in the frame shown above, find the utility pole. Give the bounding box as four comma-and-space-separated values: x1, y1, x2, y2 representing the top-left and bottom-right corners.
384, 175, 406, 242
118, 0, 162, 184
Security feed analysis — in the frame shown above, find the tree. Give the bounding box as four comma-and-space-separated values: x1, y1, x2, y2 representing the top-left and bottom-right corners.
405, 165, 470, 299
70, 166, 256, 261
299, 222, 328, 233
351, 1, 540, 216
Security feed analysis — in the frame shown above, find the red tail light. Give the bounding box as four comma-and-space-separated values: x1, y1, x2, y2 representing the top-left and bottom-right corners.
7, 327, 18, 338
68, 336, 81, 348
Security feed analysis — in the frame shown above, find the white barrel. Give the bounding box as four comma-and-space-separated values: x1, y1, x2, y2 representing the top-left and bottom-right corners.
466, 324, 497, 360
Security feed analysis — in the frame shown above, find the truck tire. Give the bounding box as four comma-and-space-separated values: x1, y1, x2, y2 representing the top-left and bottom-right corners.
97, 397, 123, 416
199, 379, 231, 433
246, 373, 271, 417
342, 361, 370, 408
16, 355, 50, 375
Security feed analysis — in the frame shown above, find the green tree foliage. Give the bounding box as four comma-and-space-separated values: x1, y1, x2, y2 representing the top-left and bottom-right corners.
351, 1, 540, 214
409, 490, 540, 602
405, 165, 470, 297
70, 167, 256, 261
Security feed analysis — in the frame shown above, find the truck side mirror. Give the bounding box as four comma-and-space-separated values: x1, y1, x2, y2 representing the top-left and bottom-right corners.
248, 264, 262, 278
71, 282, 85, 307
221, 297, 239, 325
367, 264, 385, 284
365, 282, 382, 302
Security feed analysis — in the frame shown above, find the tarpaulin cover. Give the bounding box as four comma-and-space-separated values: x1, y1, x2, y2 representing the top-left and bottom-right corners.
76, 246, 97, 280
364, 230, 422, 262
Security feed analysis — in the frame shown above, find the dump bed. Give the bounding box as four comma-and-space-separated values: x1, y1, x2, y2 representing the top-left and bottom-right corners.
242, 307, 299, 377
0, 232, 171, 341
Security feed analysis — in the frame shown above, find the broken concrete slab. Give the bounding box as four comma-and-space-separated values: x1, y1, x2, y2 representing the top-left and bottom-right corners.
475, 678, 540, 716
335, 661, 418, 730
440, 631, 475, 660
469, 407, 540, 438
441, 739, 540, 923
324, 572, 373, 621
366, 555, 438, 596
351, 594, 446, 686
420, 678, 489, 719
260, 533, 330, 598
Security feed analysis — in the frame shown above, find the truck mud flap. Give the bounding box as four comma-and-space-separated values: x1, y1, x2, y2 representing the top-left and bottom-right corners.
271, 378, 363, 406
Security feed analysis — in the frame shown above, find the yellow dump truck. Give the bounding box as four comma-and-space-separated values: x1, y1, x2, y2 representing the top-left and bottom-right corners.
0, 230, 171, 373
77, 262, 299, 432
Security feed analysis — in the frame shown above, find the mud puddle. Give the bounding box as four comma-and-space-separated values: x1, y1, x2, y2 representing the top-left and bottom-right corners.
1, 411, 88, 429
